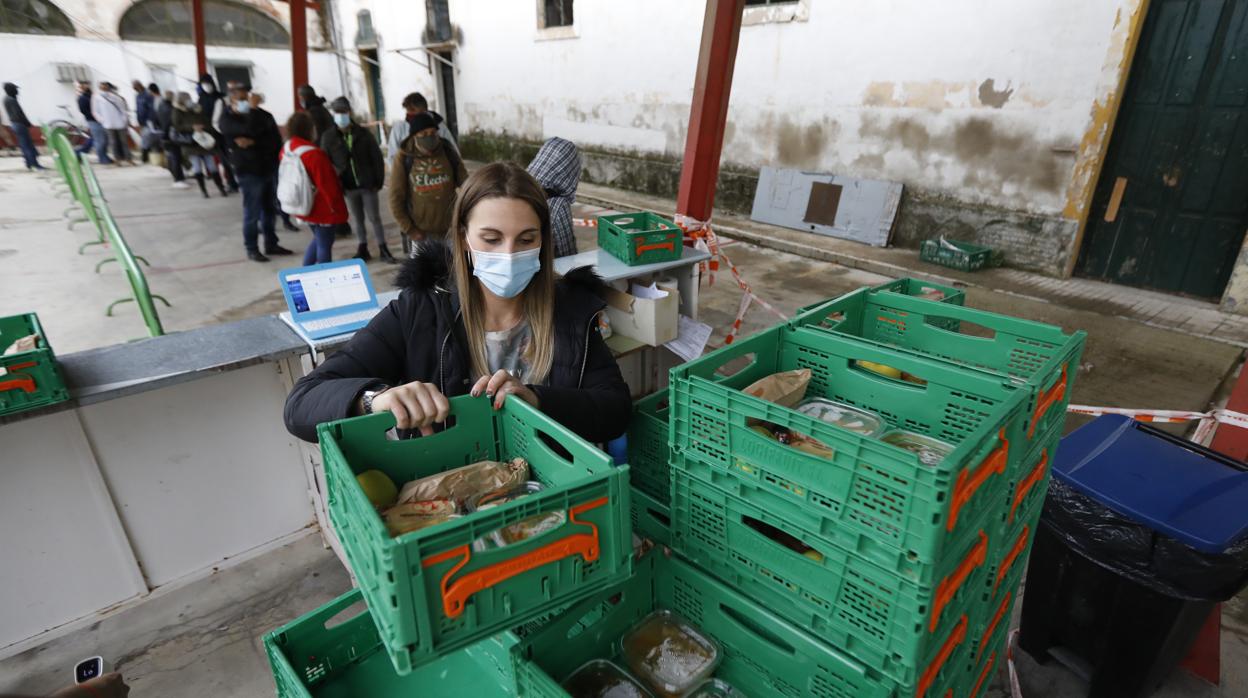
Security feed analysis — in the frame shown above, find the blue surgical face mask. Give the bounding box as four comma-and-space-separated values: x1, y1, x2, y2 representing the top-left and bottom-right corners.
235, 100, 251, 114
469, 245, 541, 298
333, 113, 351, 128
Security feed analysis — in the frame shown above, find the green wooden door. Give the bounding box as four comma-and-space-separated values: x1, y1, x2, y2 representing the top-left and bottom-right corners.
1078, 0, 1248, 299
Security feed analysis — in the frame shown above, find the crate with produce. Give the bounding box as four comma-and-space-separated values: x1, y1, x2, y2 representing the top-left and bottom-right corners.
0, 312, 70, 417
318, 393, 632, 675
510, 549, 966, 698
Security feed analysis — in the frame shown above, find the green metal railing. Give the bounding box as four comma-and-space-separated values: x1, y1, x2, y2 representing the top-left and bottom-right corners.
47, 127, 168, 337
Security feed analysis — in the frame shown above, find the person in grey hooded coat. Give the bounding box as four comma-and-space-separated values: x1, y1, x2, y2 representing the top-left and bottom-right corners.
526, 137, 582, 258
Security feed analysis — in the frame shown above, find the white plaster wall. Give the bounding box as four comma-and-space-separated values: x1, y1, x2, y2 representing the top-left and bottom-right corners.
329, 0, 1135, 217
327, 0, 441, 125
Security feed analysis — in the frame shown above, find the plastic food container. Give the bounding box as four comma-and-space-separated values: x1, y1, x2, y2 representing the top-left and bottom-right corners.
795, 398, 886, 437
468, 481, 567, 549
562, 659, 653, 698
688, 679, 746, 698
621, 610, 721, 698
880, 429, 955, 467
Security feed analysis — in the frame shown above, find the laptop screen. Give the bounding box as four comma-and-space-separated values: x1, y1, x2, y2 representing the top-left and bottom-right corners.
284, 266, 372, 315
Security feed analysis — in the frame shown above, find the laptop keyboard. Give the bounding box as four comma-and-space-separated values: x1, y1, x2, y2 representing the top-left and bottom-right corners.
303, 310, 378, 331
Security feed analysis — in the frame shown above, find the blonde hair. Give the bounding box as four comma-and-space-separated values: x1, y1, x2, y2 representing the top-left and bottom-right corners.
451, 162, 556, 384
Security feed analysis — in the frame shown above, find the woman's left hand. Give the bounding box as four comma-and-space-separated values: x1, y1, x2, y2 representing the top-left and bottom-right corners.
471, 370, 540, 410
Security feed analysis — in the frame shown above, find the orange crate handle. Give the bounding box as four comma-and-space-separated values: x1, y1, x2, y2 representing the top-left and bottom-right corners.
994, 524, 1030, 593
0, 362, 38, 395
422, 497, 608, 619
1029, 366, 1068, 438
634, 241, 676, 255
948, 430, 1008, 531
978, 591, 1011, 661
930, 530, 988, 632
971, 651, 997, 698
1009, 449, 1049, 524
917, 615, 966, 698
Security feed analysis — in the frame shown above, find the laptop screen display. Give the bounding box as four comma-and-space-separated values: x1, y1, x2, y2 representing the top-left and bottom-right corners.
285, 266, 372, 314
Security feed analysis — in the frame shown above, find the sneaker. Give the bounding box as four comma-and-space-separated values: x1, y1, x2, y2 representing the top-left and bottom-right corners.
171, 181, 190, 190
264, 245, 295, 256
247, 251, 270, 263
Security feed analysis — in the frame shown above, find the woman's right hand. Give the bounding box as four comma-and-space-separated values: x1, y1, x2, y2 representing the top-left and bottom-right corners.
369, 382, 450, 435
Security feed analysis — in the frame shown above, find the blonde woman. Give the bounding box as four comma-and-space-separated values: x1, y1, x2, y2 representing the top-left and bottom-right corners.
283, 162, 630, 444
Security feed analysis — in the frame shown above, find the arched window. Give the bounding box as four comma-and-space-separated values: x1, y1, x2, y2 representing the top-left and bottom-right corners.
119, 0, 288, 48
0, 0, 75, 36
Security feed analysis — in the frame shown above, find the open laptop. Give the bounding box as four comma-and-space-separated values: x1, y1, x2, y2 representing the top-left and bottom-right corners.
279, 259, 382, 340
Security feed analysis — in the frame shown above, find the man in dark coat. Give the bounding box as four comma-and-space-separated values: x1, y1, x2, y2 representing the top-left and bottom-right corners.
217, 84, 293, 262
2, 83, 43, 170
321, 96, 392, 262
196, 73, 238, 191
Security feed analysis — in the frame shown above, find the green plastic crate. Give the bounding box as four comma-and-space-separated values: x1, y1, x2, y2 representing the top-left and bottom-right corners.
629, 486, 671, 547
597, 212, 683, 265
0, 313, 69, 417
790, 288, 1086, 460
962, 595, 1009, 698
626, 390, 671, 507
668, 325, 1029, 579
510, 548, 947, 698
671, 474, 991, 688
263, 588, 517, 697
319, 394, 632, 675
919, 239, 995, 272
873, 278, 967, 306
1000, 422, 1062, 541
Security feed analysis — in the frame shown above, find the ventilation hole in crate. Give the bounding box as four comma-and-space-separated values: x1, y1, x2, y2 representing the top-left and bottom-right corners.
688, 400, 729, 463
846, 469, 906, 543
582, 558, 600, 580
761, 470, 805, 498
811, 666, 860, 698
836, 569, 893, 643
671, 575, 705, 624
689, 502, 726, 552
758, 565, 799, 594
439, 613, 464, 636
810, 490, 840, 514
872, 312, 908, 342
941, 397, 993, 440
565, 599, 614, 640
801, 589, 832, 613
303, 661, 327, 683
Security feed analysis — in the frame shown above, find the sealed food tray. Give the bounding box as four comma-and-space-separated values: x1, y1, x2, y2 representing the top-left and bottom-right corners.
597, 212, 683, 266
668, 325, 1028, 578
0, 312, 70, 417
790, 288, 1085, 459
319, 394, 632, 674
263, 588, 516, 697
671, 474, 990, 687
510, 548, 947, 698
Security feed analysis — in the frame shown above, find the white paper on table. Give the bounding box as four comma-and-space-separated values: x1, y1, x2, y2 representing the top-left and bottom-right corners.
629, 282, 669, 300
664, 315, 714, 363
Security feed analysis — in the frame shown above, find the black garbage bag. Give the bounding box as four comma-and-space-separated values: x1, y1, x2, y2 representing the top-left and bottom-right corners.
1041, 478, 1248, 601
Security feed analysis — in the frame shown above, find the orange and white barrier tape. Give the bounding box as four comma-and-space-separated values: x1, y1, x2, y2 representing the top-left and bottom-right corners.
1067, 404, 1248, 445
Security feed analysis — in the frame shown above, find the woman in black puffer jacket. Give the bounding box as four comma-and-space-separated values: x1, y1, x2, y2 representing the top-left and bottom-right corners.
283, 162, 630, 444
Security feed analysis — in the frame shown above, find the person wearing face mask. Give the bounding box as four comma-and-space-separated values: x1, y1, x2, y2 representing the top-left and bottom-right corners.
197, 74, 239, 193
297, 84, 334, 142
283, 162, 630, 445
388, 111, 467, 255
320, 97, 392, 262
218, 83, 294, 262
385, 91, 458, 161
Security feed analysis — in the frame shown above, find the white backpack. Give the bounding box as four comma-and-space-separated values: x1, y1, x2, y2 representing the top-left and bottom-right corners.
277, 143, 316, 216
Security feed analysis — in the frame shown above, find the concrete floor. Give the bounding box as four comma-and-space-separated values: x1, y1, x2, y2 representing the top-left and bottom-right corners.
3, 152, 1247, 696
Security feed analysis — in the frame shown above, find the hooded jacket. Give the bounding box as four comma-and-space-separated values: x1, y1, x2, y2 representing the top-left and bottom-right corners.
527, 137, 582, 258
3, 83, 29, 127
283, 240, 631, 444
197, 74, 222, 125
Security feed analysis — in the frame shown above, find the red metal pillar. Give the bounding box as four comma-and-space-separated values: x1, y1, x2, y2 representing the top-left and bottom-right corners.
675, 0, 746, 227
191, 0, 207, 77
291, 0, 308, 109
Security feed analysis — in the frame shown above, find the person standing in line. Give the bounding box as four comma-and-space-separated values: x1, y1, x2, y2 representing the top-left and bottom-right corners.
92, 82, 132, 165
156, 89, 187, 188
171, 92, 229, 198
296, 85, 334, 142
388, 111, 467, 256
321, 97, 393, 262
386, 91, 458, 161
132, 80, 154, 163
252, 91, 300, 233
527, 137, 582, 258
2, 83, 44, 171
198, 73, 238, 192
282, 112, 348, 265
75, 80, 108, 162
218, 83, 294, 262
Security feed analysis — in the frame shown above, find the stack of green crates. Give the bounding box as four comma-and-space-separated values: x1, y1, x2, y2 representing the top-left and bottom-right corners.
0, 312, 70, 417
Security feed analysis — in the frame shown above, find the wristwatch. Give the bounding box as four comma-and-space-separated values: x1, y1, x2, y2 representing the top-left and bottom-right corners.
361, 386, 390, 414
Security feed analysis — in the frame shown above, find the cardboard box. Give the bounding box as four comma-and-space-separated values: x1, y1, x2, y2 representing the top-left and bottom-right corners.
604, 283, 679, 346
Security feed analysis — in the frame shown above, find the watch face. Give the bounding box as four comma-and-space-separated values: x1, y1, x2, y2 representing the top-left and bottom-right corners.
75, 657, 102, 683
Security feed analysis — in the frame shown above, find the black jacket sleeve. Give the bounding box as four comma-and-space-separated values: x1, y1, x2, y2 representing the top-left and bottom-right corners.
283, 296, 417, 442
365, 128, 386, 189
530, 327, 631, 444
320, 128, 348, 178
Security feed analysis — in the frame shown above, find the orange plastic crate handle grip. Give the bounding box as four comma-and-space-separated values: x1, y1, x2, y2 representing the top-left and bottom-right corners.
917, 615, 966, 698
978, 591, 1011, 661
5, 361, 36, 371
971, 651, 997, 698
422, 496, 608, 619
948, 430, 1008, 531
1009, 449, 1049, 524
930, 530, 988, 632
1029, 366, 1068, 438
994, 524, 1030, 593
0, 375, 37, 395
634, 241, 676, 255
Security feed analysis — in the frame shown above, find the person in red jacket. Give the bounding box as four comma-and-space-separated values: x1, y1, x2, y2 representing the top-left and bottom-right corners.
282, 112, 349, 265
